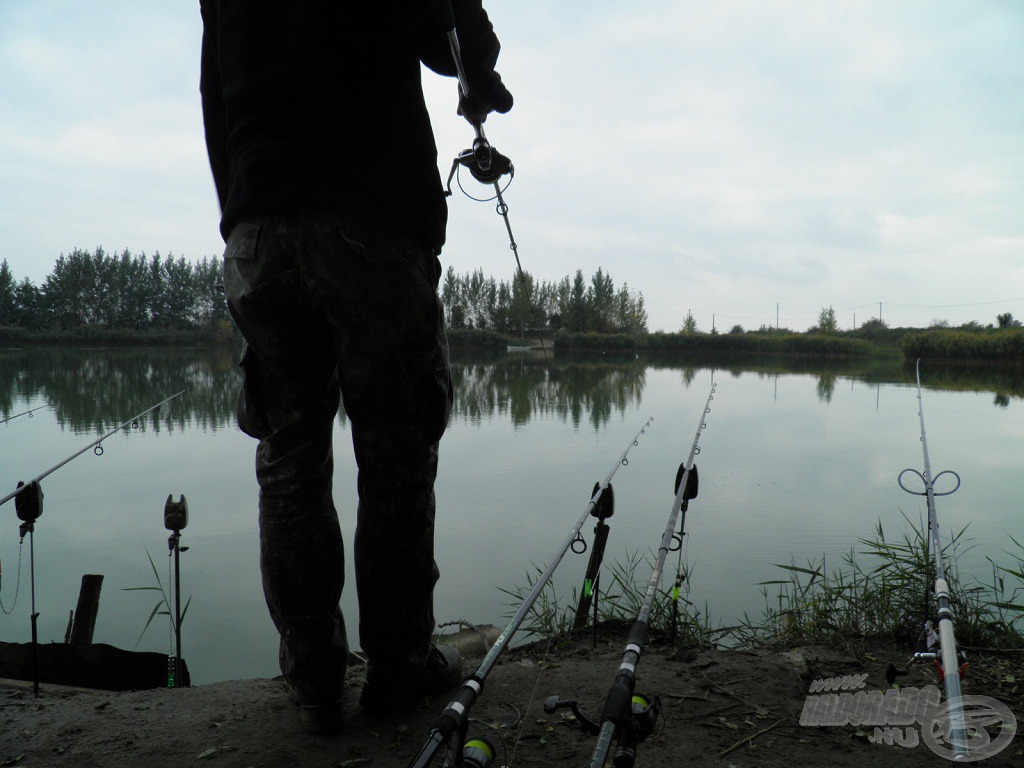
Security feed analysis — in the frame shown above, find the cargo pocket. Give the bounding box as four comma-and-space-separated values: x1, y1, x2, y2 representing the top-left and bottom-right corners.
222, 222, 261, 306
236, 344, 271, 440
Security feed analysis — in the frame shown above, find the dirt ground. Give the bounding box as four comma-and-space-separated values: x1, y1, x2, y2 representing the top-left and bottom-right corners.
1, 629, 1021, 768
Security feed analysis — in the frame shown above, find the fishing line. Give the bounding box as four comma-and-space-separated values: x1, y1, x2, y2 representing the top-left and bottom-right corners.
451, 167, 514, 204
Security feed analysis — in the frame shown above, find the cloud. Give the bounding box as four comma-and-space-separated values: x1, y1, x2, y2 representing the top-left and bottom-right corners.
1, 1, 1022, 328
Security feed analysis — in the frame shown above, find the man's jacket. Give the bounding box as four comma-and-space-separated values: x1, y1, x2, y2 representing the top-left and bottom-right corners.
200, 1, 506, 250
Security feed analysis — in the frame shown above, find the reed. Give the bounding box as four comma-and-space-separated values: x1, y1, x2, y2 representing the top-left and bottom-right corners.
502, 515, 1024, 653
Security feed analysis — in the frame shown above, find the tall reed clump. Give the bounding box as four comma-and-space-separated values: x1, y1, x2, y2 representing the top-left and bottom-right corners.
729, 514, 1024, 654
500, 518, 1024, 655
499, 550, 718, 648
989, 531, 1024, 637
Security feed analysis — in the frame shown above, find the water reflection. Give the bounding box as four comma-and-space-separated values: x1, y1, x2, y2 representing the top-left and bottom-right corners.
0, 347, 238, 434
0, 348, 652, 434
816, 372, 837, 403
0, 347, 1018, 685
0, 349, 1018, 437
454, 354, 647, 429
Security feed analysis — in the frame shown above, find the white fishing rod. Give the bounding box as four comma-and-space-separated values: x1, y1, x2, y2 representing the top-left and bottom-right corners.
888, 360, 969, 759
406, 417, 654, 768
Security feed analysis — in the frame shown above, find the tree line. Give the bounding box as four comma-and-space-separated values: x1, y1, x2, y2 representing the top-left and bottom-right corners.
0, 249, 649, 342
0, 248, 230, 337
441, 265, 648, 336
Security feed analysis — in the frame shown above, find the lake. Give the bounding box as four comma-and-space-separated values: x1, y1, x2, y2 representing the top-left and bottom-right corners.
0, 347, 1019, 685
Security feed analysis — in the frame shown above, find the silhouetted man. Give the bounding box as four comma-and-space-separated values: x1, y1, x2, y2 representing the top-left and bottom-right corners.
199, 1, 512, 734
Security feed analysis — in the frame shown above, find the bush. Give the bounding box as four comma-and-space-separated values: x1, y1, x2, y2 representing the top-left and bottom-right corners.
900, 329, 1024, 363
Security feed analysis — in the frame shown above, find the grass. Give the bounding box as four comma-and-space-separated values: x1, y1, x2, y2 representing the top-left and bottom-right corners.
731, 514, 1024, 653
498, 549, 720, 649
499, 515, 1024, 655
123, 547, 191, 649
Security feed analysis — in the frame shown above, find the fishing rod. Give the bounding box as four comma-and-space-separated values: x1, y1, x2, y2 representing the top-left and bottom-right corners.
886, 361, 969, 759
406, 417, 654, 768
0, 390, 186, 508
429, 0, 553, 371
0, 390, 185, 697
548, 380, 716, 768
0, 405, 47, 426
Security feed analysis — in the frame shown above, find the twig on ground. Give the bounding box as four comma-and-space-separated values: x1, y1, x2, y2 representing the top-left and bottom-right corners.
718, 718, 785, 756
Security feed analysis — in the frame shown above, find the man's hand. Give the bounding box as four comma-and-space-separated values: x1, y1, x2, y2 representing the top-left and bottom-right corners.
457, 74, 513, 125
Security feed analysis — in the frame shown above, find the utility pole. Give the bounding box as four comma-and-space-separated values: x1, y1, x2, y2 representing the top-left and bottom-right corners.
776, 302, 779, 331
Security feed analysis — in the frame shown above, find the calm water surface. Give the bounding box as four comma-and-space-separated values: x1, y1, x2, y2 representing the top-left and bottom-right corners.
0, 348, 1019, 684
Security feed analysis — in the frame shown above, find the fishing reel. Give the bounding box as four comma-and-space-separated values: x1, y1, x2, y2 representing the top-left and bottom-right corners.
544, 694, 600, 734
444, 737, 498, 768
886, 652, 969, 685
544, 692, 661, 768
886, 622, 968, 684
444, 136, 513, 196
614, 693, 662, 768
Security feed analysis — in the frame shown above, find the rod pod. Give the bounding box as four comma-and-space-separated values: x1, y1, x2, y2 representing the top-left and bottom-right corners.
165, 495, 189, 688
669, 463, 699, 646
571, 481, 614, 643
15, 481, 43, 697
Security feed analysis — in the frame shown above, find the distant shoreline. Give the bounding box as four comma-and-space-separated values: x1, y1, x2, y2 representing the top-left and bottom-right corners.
2, 325, 1022, 366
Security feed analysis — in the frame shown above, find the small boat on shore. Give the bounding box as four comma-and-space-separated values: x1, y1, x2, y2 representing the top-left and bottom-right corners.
506, 344, 545, 353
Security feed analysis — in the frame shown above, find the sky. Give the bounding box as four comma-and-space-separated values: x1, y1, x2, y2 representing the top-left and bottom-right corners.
1, 1, 1022, 333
